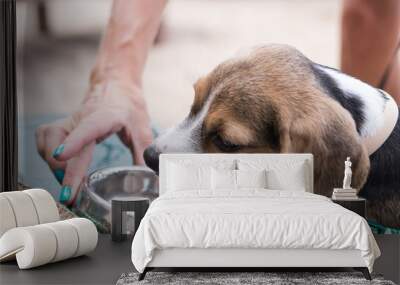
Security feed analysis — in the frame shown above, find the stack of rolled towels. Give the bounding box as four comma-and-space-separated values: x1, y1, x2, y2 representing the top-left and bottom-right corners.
0, 189, 97, 269
332, 187, 358, 200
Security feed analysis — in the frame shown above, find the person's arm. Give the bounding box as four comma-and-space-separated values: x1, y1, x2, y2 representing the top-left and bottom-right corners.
341, 0, 400, 102
90, 0, 166, 89
36, 0, 166, 205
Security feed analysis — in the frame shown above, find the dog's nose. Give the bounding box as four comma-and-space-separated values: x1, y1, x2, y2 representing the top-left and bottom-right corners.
143, 146, 160, 173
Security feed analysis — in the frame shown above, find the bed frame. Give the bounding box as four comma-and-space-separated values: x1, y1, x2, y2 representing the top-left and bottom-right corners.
140, 248, 371, 280
139, 154, 371, 281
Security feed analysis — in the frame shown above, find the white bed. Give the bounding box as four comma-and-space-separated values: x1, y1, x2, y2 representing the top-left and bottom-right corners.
131, 154, 380, 280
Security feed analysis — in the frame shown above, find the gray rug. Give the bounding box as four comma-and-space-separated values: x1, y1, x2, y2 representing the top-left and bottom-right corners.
116, 272, 395, 285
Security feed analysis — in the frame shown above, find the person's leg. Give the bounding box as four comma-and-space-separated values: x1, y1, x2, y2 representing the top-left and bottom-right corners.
341, 0, 400, 103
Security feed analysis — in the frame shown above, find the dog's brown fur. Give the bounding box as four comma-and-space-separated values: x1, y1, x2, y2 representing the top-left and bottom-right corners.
192, 44, 370, 196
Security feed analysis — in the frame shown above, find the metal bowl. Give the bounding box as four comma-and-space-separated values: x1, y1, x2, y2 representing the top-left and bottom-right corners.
77, 166, 159, 232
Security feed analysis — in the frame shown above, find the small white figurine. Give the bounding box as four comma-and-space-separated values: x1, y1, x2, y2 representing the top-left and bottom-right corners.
343, 157, 352, 189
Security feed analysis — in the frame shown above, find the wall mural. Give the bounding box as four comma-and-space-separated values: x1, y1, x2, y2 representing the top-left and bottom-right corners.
17, 1, 399, 234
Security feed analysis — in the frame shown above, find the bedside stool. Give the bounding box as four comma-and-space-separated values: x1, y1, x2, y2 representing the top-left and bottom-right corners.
331, 197, 366, 218
111, 197, 150, 242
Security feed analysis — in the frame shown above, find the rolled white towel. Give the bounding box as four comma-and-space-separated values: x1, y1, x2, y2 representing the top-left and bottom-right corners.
0, 218, 98, 269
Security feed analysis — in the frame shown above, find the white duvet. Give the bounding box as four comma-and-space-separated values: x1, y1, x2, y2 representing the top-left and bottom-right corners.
131, 190, 380, 273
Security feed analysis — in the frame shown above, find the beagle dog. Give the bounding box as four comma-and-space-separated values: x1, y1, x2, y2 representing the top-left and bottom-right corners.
144, 44, 400, 229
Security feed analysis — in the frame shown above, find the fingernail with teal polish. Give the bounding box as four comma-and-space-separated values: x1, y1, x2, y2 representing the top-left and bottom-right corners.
53, 169, 65, 184
59, 186, 71, 203
52, 144, 65, 158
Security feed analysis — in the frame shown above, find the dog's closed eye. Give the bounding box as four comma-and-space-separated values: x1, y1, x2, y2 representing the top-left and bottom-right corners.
211, 133, 241, 152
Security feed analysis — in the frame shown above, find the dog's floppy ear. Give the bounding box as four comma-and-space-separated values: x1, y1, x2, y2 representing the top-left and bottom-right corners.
278, 99, 370, 196
190, 76, 211, 116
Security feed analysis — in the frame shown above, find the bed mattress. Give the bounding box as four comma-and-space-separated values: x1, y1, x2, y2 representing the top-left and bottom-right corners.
131, 190, 380, 272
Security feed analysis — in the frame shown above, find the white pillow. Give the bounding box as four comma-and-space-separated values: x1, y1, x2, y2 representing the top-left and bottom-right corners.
211, 168, 237, 190
167, 163, 211, 191
236, 169, 267, 189
266, 164, 306, 191
238, 160, 307, 191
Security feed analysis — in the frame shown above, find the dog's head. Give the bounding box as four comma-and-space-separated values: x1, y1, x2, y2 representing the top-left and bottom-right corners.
144, 44, 370, 195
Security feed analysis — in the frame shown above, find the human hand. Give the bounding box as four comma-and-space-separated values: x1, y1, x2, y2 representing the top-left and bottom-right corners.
36, 81, 153, 205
